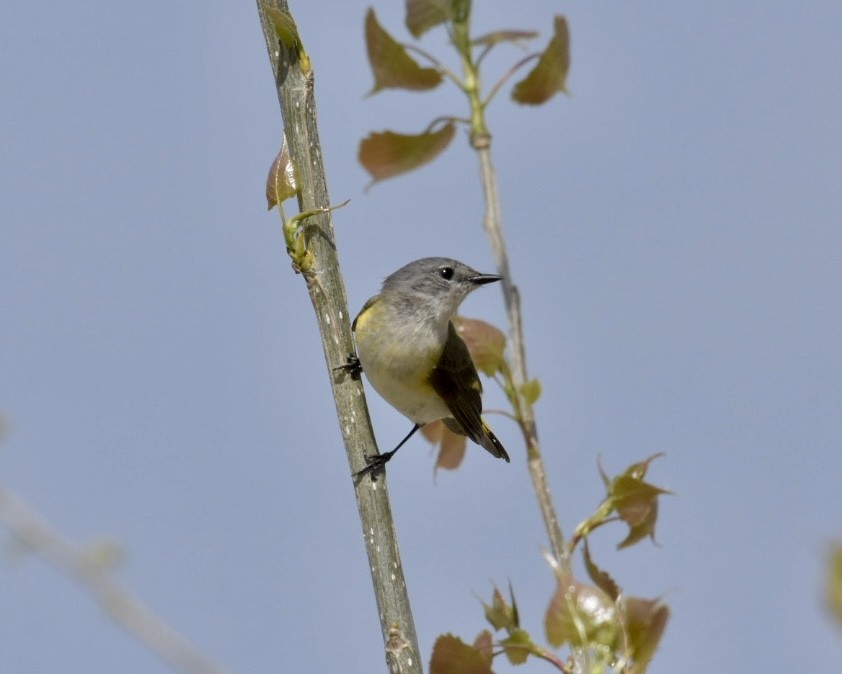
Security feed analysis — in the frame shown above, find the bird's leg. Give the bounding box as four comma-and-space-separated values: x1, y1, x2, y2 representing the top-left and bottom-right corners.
354, 424, 421, 479
334, 353, 362, 380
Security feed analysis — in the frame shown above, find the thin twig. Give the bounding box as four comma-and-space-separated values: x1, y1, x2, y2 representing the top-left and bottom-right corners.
0, 485, 236, 674
474, 144, 568, 568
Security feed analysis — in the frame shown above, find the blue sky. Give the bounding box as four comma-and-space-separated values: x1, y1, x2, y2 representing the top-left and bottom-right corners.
2, 2, 841, 673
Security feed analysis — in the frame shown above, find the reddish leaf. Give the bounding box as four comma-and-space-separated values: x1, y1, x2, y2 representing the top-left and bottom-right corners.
366, 8, 442, 94
430, 634, 494, 674
545, 573, 617, 649
472, 29, 538, 47
405, 0, 453, 37
624, 597, 670, 674
420, 420, 443, 444
265, 136, 298, 210
512, 16, 570, 105
421, 421, 467, 471
453, 316, 506, 377
617, 496, 659, 549
359, 123, 456, 183
435, 424, 468, 471
611, 475, 668, 528
613, 477, 658, 526
472, 630, 494, 663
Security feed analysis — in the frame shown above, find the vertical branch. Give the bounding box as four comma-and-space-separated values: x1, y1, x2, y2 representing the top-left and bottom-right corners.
255, 3, 422, 673
453, 14, 568, 569
474, 142, 568, 569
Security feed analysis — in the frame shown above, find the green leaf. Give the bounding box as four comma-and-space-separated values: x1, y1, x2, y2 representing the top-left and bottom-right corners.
453, 316, 506, 377
359, 123, 456, 183
482, 584, 518, 631
621, 452, 664, 481
512, 16, 570, 105
611, 475, 667, 527
617, 496, 660, 549
406, 0, 453, 38
451, 0, 471, 24
366, 8, 442, 94
606, 454, 670, 549
265, 135, 298, 210
500, 628, 532, 665
430, 634, 493, 674
519, 378, 541, 405
472, 29, 538, 47
545, 572, 617, 649
582, 540, 620, 601
623, 597, 670, 674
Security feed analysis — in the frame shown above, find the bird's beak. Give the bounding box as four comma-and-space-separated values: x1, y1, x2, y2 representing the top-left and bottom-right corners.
471, 272, 503, 286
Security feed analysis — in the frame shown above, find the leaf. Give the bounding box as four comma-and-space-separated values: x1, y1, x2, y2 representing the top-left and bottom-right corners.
430, 634, 493, 674
545, 572, 617, 649
582, 540, 620, 601
512, 16, 570, 105
622, 452, 664, 481
472, 29, 538, 47
453, 316, 506, 377
611, 475, 667, 527
472, 630, 494, 663
519, 378, 541, 405
617, 496, 660, 549
607, 454, 670, 549
265, 135, 298, 210
500, 628, 532, 665
365, 8, 442, 94
359, 123, 456, 183
406, 0, 453, 38
610, 475, 667, 549
435, 423, 468, 472
482, 584, 518, 632
623, 597, 670, 674
422, 420, 468, 471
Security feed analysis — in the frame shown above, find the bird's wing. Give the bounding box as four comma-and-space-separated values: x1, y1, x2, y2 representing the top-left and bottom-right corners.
352, 294, 380, 332
428, 321, 486, 442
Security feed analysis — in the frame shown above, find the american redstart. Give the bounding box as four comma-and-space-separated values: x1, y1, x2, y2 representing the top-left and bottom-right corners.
352, 257, 510, 476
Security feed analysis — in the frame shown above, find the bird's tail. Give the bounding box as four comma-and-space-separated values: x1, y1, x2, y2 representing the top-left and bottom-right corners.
443, 417, 510, 462
479, 419, 510, 462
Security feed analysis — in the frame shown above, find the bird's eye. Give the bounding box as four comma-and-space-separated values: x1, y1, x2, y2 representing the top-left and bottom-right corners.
438, 266, 454, 280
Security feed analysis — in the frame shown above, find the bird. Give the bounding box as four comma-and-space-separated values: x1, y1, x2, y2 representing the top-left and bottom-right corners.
351, 257, 510, 476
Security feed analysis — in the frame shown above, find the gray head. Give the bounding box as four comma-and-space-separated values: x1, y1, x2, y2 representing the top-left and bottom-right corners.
381, 257, 501, 322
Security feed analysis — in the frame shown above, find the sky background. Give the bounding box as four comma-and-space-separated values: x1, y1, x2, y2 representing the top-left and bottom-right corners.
2, 1, 841, 673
